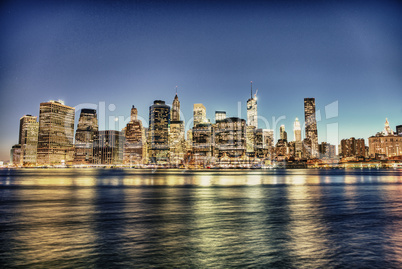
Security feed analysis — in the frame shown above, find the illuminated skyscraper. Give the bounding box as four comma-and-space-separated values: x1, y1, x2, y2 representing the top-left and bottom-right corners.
215, 111, 226, 122
149, 100, 170, 163
124, 106, 145, 165
74, 109, 98, 165
19, 115, 39, 166
214, 117, 246, 158
37, 100, 75, 166
169, 94, 185, 165
193, 103, 206, 127
304, 98, 318, 158
93, 130, 124, 165
280, 125, 287, 141
293, 117, 301, 142
255, 129, 274, 159
192, 123, 213, 163
247, 82, 257, 128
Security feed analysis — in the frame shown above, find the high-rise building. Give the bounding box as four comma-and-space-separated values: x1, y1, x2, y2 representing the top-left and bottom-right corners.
169, 94, 185, 165
124, 106, 145, 165
10, 144, 21, 167
37, 100, 75, 166
214, 117, 246, 158
246, 125, 256, 154
149, 100, 170, 163
255, 129, 274, 159
193, 103, 206, 127
293, 117, 301, 142
215, 111, 226, 122
319, 142, 336, 159
340, 137, 365, 159
74, 109, 98, 165
192, 123, 213, 162
304, 98, 318, 158
396, 125, 402, 136
93, 130, 124, 165
19, 115, 39, 166
280, 125, 287, 141
171, 93, 181, 122
247, 82, 257, 128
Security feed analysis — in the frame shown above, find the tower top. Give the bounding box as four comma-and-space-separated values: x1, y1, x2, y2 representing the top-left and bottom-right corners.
250, 81, 253, 99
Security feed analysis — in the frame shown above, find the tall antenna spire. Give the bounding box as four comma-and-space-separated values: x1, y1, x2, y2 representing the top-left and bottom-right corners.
250, 81, 253, 99
175, 85, 178, 95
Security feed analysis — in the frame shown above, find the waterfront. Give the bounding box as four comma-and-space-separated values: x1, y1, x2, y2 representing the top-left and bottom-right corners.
1, 169, 402, 268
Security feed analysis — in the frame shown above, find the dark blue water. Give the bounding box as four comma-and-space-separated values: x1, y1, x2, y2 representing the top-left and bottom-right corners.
1, 168, 402, 268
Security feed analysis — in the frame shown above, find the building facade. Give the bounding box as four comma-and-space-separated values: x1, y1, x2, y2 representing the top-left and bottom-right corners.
193, 103, 206, 127
124, 106, 145, 165
304, 98, 318, 158
247, 83, 257, 128
169, 94, 185, 165
293, 117, 301, 142
149, 100, 170, 163
37, 100, 75, 166
19, 115, 39, 166
93, 130, 124, 165
214, 117, 246, 158
74, 109, 98, 165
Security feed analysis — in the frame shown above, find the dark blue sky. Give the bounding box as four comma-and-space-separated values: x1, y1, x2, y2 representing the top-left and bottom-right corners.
1, 0, 401, 161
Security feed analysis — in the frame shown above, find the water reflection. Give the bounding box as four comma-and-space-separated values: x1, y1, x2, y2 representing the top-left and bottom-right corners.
0, 168, 402, 267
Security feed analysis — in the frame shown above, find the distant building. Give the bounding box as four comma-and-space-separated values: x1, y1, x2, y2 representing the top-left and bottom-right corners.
293, 117, 301, 142
396, 125, 402, 137
247, 82, 257, 128
280, 125, 287, 141
19, 115, 39, 166
319, 142, 336, 159
169, 94, 185, 165
255, 129, 274, 159
149, 100, 170, 163
246, 125, 256, 154
10, 144, 21, 166
37, 100, 75, 166
93, 130, 124, 165
214, 117, 246, 158
215, 111, 226, 122
193, 103, 206, 127
192, 123, 213, 162
275, 139, 288, 161
340, 137, 366, 159
304, 98, 318, 158
124, 106, 145, 165
74, 109, 98, 165
369, 119, 402, 158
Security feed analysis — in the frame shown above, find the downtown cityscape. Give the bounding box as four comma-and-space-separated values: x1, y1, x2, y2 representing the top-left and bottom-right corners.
1, 1, 402, 268
7, 87, 402, 169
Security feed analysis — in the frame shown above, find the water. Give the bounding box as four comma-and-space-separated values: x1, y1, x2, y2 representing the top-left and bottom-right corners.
1, 168, 402, 268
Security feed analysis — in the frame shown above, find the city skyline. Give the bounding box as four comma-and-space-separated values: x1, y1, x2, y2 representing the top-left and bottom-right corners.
1, 0, 402, 161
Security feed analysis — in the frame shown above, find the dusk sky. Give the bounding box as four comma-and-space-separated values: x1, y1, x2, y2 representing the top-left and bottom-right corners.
1, 0, 401, 161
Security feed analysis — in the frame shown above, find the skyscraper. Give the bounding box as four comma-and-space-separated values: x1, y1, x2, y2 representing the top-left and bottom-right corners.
93, 130, 124, 165
37, 100, 75, 166
293, 117, 301, 142
280, 125, 287, 141
214, 117, 246, 158
215, 111, 226, 122
247, 82, 257, 128
74, 109, 98, 165
304, 98, 318, 158
169, 94, 185, 165
193, 103, 206, 127
124, 106, 145, 165
149, 100, 170, 163
19, 115, 39, 166
171, 93, 181, 122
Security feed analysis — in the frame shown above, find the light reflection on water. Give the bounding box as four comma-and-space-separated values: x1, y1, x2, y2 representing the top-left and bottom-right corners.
0, 168, 402, 268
